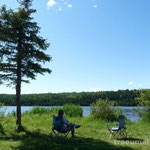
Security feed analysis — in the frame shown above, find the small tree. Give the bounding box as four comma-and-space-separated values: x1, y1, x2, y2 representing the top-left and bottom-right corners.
90, 99, 118, 121
0, 1, 51, 128
135, 89, 150, 121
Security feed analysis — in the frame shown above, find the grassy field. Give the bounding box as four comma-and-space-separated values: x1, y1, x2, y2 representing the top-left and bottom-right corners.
0, 114, 150, 150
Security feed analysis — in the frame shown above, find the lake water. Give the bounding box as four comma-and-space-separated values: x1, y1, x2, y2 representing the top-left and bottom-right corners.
0, 106, 143, 122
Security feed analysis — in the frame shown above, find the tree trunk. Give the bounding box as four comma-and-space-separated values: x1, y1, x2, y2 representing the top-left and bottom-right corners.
16, 37, 22, 128
16, 80, 21, 128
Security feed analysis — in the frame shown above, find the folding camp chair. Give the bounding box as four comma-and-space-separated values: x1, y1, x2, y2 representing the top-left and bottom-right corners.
52, 115, 71, 138
107, 115, 127, 139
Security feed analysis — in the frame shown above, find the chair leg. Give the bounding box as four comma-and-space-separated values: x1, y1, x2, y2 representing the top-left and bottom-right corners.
52, 129, 71, 139
110, 129, 127, 139
52, 129, 61, 138
52, 129, 56, 135
120, 129, 127, 138
112, 131, 118, 139
110, 131, 121, 139
64, 131, 70, 138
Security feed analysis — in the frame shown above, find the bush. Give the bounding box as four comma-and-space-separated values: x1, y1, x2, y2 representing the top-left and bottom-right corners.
0, 103, 5, 134
22, 104, 83, 117
24, 107, 52, 115
63, 104, 83, 117
7, 110, 16, 117
50, 107, 62, 115
90, 99, 118, 121
0, 103, 5, 118
135, 90, 150, 121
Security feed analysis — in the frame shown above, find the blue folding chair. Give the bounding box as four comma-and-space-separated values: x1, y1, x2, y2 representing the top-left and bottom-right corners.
107, 115, 127, 139
52, 115, 70, 138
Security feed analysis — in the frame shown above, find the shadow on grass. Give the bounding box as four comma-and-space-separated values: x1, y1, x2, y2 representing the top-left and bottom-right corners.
0, 129, 137, 150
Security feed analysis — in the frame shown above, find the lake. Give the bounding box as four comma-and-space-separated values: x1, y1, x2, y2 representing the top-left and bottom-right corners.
0, 106, 143, 122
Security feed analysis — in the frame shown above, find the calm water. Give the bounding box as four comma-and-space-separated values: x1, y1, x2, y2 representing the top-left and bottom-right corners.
1, 106, 143, 122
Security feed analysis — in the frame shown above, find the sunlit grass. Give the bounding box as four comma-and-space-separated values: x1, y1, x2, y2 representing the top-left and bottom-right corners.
0, 114, 150, 150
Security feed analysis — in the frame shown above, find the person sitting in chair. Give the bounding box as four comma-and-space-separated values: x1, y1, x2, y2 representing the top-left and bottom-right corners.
57, 109, 81, 139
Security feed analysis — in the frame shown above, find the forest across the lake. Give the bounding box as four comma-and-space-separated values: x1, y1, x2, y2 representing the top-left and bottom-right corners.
0, 89, 146, 106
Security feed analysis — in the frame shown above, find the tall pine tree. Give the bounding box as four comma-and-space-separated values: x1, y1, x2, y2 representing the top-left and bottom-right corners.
0, 2, 51, 128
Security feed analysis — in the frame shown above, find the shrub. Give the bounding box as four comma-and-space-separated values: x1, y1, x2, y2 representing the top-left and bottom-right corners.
63, 104, 83, 117
0, 103, 5, 118
25, 107, 52, 115
23, 104, 83, 117
115, 108, 123, 117
0, 103, 5, 134
90, 99, 118, 121
135, 90, 150, 121
50, 107, 62, 115
7, 110, 16, 117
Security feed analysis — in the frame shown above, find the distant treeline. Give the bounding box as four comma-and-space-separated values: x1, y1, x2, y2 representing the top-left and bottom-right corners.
0, 89, 143, 106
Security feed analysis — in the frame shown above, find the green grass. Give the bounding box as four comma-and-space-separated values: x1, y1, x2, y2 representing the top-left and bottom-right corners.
0, 114, 150, 150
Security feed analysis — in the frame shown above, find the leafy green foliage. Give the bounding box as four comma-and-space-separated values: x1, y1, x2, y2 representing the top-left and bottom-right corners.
24, 107, 52, 115
0, 103, 5, 118
63, 104, 83, 117
0, 103, 5, 134
0, 89, 141, 106
17, 0, 33, 10
19, 104, 83, 117
135, 89, 150, 121
7, 110, 16, 117
0, 5, 51, 86
90, 99, 118, 121
0, 3, 51, 126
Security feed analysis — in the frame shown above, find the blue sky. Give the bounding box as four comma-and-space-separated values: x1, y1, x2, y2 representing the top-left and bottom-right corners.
0, 0, 150, 94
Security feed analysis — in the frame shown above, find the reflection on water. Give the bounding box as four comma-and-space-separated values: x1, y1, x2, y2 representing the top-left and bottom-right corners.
1, 106, 143, 122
